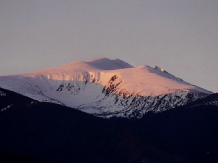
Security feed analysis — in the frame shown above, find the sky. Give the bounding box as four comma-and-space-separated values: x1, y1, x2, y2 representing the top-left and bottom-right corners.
0, 0, 218, 92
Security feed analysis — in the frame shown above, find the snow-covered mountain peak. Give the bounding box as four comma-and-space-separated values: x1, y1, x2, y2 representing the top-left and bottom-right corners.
0, 58, 212, 118
80, 57, 133, 70
23, 58, 132, 77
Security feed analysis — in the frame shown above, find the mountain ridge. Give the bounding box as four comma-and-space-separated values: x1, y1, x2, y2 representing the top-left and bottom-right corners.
0, 58, 212, 118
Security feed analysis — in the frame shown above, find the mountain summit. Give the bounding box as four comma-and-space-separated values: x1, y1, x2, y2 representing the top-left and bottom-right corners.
0, 58, 211, 118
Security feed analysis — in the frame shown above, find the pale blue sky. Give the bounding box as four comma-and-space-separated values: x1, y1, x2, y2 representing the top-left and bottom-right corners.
0, 0, 218, 92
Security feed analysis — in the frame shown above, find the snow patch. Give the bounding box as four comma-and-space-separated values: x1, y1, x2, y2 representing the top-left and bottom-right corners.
0, 91, 6, 96
26, 101, 38, 107
1, 105, 13, 112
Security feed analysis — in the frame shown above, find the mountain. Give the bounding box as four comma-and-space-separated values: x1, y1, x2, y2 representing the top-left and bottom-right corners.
1, 87, 218, 163
0, 58, 211, 118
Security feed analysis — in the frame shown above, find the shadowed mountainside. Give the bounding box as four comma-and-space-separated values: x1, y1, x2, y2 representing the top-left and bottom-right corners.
1, 88, 218, 163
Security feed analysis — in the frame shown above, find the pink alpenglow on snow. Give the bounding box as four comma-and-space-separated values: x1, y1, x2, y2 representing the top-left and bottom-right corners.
0, 58, 212, 118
